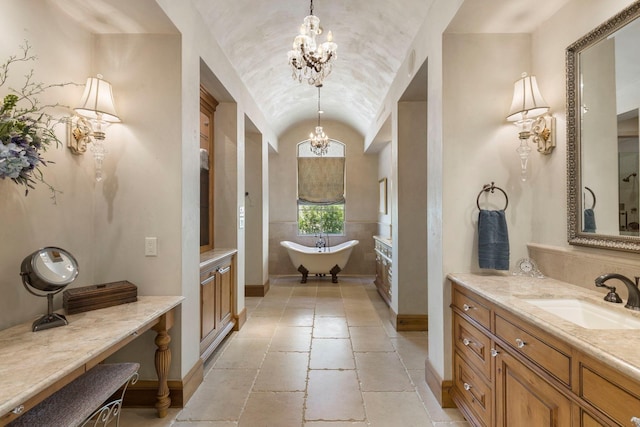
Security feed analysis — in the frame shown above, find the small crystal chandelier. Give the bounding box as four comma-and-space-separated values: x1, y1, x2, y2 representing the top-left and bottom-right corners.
287, 0, 337, 87
310, 86, 330, 156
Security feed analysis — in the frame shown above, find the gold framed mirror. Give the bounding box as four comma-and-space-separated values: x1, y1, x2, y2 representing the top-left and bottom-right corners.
567, 1, 640, 252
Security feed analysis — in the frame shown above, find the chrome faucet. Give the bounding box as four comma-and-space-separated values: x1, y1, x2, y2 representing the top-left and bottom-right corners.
315, 233, 326, 252
595, 273, 640, 311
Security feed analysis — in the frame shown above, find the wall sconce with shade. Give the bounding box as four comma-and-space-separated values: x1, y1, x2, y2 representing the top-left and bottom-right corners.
68, 74, 120, 181
506, 72, 555, 181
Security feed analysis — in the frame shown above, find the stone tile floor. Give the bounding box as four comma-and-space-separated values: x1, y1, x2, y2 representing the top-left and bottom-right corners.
120, 275, 469, 426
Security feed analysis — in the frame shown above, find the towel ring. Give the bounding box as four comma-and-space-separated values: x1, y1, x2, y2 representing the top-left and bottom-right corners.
476, 182, 508, 211
584, 186, 596, 209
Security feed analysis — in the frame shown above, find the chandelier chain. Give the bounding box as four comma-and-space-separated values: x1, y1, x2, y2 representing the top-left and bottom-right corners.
309, 85, 330, 156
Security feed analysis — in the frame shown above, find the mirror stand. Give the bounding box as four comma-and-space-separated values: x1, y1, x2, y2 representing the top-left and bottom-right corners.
32, 293, 68, 332
21, 269, 71, 332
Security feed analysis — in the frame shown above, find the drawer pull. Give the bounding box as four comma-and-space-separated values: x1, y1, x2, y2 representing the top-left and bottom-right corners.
201, 274, 216, 285
463, 382, 473, 391
490, 348, 499, 357
462, 338, 472, 346
218, 265, 231, 274
632, 417, 640, 427
12, 405, 24, 415
463, 303, 473, 312
515, 338, 526, 348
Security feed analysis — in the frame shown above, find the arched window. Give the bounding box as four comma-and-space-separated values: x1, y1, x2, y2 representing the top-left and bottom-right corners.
297, 140, 346, 235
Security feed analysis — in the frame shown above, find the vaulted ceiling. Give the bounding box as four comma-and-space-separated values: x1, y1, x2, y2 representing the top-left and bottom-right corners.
191, 0, 432, 137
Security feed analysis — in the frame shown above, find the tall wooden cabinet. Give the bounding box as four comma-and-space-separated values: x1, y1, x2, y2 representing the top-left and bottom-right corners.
200, 252, 235, 361
450, 281, 640, 426
200, 86, 218, 252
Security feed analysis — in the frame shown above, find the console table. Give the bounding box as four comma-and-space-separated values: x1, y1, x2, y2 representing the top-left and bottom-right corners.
0, 296, 183, 426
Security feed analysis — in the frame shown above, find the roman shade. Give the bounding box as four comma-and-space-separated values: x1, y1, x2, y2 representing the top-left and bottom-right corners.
298, 157, 345, 204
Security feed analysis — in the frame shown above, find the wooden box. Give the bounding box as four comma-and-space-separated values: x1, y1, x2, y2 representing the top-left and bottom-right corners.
63, 281, 138, 315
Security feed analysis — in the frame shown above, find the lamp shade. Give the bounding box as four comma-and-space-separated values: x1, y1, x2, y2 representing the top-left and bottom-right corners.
74, 74, 120, 123
506, 73, 549, 122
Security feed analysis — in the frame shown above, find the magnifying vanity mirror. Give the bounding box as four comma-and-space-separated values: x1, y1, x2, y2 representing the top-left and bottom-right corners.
567, 2, 640, 252
20, 247, 79, 331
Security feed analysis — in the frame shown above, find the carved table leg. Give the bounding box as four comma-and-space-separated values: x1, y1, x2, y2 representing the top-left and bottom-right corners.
298, 264, 309, 283
153, 310, 174, 418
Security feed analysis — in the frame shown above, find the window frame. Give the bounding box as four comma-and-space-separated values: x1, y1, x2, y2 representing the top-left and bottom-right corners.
296, 139, 346, 236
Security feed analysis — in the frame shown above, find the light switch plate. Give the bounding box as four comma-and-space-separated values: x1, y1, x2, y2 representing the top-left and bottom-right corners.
145, 237, 158, 256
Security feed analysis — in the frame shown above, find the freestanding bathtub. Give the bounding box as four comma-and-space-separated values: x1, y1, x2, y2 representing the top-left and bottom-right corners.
280, 240, 359, 283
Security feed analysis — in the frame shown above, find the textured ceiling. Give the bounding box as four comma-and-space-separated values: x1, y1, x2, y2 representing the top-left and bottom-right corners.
192, 0, 432, 137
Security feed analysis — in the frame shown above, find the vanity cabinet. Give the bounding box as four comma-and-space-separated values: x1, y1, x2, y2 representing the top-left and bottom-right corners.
200, 252, 235, 361
494, 344, 572, 426
450, 281, 640, 427
374, 237, 392, 306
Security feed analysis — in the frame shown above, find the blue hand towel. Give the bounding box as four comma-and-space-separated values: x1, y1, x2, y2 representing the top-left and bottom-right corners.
583, 208, 596, 233
478, 209, 510, 270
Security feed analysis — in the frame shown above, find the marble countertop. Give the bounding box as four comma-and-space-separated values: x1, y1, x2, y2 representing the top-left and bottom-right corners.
448, 273, 640, 382
0, 296, 183, 418
200, 248, 237, 270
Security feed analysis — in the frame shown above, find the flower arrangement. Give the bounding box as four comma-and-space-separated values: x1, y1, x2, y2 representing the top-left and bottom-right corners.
0, 42, 69, 201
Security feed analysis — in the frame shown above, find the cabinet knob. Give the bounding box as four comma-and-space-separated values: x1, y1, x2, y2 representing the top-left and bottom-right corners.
12, 405, 24, 415
463, 382, 473, 391
463, 303, 473, 312
462, 338, 472, 346
632, 416, 640, 427
515, 338, 526, 348
490, 348, 499, 357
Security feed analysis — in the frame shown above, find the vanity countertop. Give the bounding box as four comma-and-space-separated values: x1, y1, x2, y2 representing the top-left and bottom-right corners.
448, 273, 640, 382
200, 248, 237, 270
0, 295, 184, 419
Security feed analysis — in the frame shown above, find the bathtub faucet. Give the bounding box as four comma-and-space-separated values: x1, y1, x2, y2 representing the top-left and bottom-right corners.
315, 233, 326, 252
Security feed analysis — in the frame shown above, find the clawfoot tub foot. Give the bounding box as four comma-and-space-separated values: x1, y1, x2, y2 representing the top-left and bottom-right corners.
298, 265, 309, 283
330, 264, 341, 283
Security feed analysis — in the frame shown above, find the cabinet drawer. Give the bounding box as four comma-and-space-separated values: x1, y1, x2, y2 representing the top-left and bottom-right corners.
454, 314, 492, 380
495, 314, 571, 386
580, 361, 640, 426
453, 352, 492, 427
452, 286, 491, 330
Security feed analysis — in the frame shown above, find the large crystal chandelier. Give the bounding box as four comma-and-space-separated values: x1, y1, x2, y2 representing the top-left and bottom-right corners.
310, 86, 330, 156
288, 0, 337, 87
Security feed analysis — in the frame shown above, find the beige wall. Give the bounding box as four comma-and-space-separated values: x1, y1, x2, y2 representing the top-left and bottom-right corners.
395, 101, 428, 315
0, 1, 96, 330
245, 131, 264, 286
269, 120, 378, 276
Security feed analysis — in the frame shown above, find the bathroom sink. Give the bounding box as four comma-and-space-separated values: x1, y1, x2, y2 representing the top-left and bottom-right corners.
522, 298, 640, 329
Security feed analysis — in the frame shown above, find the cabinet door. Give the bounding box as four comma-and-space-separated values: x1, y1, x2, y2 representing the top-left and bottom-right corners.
495, 345, 572, 427
216, 263, 233, 328
580, 410, 606, 427
201, 272, 216, 340
375, 253, 382, 282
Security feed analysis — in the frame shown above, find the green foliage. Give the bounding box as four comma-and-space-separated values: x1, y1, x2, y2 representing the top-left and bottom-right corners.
298, 204, 344, 235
